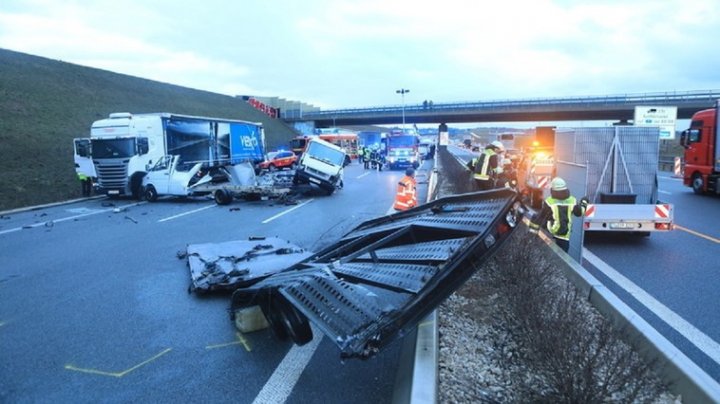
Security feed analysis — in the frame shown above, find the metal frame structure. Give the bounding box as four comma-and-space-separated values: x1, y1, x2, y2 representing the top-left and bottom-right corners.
229, 188, 522, 359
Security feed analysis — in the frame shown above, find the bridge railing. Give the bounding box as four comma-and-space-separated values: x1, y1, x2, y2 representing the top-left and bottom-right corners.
290, 89, 720, 119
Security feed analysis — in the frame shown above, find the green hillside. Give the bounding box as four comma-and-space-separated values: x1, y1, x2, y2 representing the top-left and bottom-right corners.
0, 48, 301, 211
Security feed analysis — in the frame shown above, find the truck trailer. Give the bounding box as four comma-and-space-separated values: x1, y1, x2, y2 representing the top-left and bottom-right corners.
554, 126, 673, 234
680, 99, 720, 195
76, 112, 265, 198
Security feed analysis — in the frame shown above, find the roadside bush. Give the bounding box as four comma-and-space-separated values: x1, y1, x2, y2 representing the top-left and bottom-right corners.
481, 232, 668, 403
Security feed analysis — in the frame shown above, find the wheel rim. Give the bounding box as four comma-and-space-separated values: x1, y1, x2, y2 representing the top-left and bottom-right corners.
145, 186, 157, 202
693, 175, 704, 192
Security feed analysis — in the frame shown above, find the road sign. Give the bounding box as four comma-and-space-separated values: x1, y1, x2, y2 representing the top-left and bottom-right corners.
634, 106, 677, 139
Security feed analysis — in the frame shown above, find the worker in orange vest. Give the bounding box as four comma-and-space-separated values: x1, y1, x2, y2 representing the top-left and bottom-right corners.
393, 168, 418, 211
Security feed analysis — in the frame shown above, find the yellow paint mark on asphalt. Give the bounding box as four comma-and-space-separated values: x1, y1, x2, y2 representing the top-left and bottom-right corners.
205, 332, 252, 352
64, 348, 172, 378
674, 224, 720, 244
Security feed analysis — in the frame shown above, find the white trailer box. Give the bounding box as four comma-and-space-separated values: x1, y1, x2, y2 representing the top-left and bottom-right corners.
554, 126, 673, 234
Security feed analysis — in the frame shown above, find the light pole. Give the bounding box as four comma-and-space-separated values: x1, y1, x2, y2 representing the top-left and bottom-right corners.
396, 88, 409, 131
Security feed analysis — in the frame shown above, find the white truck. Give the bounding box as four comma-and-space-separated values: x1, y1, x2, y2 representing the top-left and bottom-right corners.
292, 137, 347, 195
554, 126, 673, 235
76, 112, 265, 198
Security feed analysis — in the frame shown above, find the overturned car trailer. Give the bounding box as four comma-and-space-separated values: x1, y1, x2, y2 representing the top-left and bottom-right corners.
229, 188, 523, 359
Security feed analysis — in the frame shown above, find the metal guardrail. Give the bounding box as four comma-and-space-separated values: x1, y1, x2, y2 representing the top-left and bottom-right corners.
432, 146, 720, 402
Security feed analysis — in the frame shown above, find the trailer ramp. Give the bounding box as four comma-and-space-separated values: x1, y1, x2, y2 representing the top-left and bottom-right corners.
229, 188, 523, 359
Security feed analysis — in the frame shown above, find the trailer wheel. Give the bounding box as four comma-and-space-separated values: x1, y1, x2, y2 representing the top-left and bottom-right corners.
214, 189, 232, 205
273, 296, 312, 345
692, 173, 705, 195
144, 185, 158, 202
261, 298, 289, 341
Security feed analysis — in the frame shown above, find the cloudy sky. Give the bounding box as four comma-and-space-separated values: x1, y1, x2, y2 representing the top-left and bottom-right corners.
2, 0, 719, 111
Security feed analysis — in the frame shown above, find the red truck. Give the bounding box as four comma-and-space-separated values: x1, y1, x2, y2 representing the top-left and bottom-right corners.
681, 100, 720, 194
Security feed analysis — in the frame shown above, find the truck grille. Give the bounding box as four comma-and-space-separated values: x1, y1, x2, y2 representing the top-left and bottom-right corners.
95, 161, 129, 191
304, 166, 330, 180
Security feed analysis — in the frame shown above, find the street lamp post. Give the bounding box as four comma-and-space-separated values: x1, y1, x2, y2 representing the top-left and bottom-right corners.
396, 88, 409, 131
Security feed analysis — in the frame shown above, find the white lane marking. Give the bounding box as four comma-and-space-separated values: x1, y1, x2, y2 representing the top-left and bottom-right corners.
356, 172, 371, 179
252, 327, 323, 404
658, 190, 672, 195
261, 199, 314, 224
583, 248, 720, 365
157, 204, 215, 222
0, 202, 146, 235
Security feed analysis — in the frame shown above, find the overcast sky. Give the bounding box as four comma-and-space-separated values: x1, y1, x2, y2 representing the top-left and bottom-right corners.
2, 0, 719, 114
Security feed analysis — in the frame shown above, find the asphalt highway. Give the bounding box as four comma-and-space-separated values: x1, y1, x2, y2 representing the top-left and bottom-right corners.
0, 160, 431, 403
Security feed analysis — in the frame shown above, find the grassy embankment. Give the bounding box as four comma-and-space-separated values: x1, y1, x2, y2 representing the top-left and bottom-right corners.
0, 48, 300, 211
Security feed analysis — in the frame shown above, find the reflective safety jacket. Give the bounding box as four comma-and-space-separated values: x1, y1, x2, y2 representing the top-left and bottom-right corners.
393, 175, 417, 211
529, 196, 585, 240
467, 149, 498, 181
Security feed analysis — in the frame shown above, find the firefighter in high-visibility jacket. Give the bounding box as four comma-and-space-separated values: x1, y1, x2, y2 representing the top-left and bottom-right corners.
467, 141, 504, 191
529, 177, 588, 253
393, 168, 417, 211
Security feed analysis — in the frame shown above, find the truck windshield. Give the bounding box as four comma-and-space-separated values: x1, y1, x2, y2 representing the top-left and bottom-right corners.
307, 142, 345, 166
388, 136, 417, 147
92, 138, 136, 159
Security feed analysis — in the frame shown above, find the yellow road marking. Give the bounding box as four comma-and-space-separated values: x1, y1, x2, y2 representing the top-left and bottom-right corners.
674, 224, 720, 244
205, 332, 252, 352
65, 348, 172, 378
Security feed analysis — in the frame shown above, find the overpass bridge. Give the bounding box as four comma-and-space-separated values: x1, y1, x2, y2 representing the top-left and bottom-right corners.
282, 89, 720, 127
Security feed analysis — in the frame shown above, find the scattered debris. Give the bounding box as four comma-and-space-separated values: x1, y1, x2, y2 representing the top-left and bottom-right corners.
184, 236, 312, 293
124, 216, 138, 224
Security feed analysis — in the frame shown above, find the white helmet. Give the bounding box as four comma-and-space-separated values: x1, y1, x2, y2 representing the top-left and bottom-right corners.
551, 177, 567, 191
490, 140, 505, 152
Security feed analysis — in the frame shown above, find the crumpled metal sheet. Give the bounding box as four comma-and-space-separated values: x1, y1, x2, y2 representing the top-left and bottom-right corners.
229, 188, 522, 359
185, 237, 312, 293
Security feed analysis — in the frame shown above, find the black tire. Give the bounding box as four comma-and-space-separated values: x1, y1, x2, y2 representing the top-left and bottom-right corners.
273, 295, 312, 345
144, 185, 158, 202
214, 189, 232, 205
261, 298, 289, 341
323, 184, 335, 196
130, 173, 145, 200
692, 173, 705, 195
